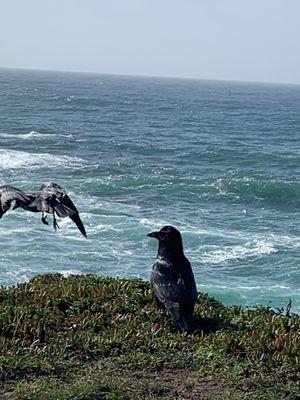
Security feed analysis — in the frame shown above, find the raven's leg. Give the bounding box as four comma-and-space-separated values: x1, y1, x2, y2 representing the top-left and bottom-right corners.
53, 212, 59, 231
41, 212, 49, 225
165, 301, 188, 332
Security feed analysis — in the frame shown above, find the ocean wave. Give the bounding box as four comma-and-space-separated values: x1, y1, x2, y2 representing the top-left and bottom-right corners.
193, 239, 277, 265
139, 218, 171, 230
267, 234, 300, 249
0, 148, 84, 170
209, 176, 300, 207
197, 284, 293, 291
0, 131, 73, 139
60, 269, 82, 276
0, 226, 35, 237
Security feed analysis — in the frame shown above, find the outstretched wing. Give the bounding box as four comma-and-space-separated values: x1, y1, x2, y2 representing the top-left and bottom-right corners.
59, 193, 87, 238
0, 185, 33, 217
68, 213, 87, 237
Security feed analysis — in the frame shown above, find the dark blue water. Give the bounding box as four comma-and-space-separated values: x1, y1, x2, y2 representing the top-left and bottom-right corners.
0, 68, 299, 311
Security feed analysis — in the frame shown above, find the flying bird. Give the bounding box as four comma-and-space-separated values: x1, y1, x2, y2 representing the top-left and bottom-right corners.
0, 183, 87, 237
0, 185, 35, 219
30, 182, 87, 237
147, 225, 197, 332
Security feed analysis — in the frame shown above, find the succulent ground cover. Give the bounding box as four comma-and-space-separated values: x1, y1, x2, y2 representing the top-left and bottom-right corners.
0, 274, 299, 399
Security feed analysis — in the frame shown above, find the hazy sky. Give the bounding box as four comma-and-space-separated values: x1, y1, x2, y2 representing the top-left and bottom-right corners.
1, 0, 299, 84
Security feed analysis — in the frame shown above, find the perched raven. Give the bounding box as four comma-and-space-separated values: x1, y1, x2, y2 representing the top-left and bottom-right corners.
148, 225, 197, 332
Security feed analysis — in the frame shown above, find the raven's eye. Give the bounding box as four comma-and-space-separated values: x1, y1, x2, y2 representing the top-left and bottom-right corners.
160, 233, 167, 241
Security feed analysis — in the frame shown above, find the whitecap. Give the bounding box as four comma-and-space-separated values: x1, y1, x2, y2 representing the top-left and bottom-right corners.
0, 148, 84, 170
0, 131, 73, 139
60, 269, 81, 277
87, 223, 123, 235
267, 234, 300, 249
193, 239, 277, 265
139, 218, 170, 230
22, 130, 49, 138
197, 284, 292, 290
0, 226, 35, 237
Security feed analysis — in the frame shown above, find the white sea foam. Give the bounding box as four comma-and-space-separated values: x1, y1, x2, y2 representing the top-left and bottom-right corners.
0, 148, 84, 170
267, 234, 300, 249
0, 131, 73, 139
197, 284, 292, 291
60, 269, 81, 277
0, 227, 35, 237
88, 223, 123, 235
193, 239, 277, 265
18, 130, 50, 139
139, 218, 170, 230
1, 266, 37, 286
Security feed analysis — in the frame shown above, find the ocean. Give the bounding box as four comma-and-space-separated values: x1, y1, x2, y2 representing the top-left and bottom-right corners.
0, 68, 299, 312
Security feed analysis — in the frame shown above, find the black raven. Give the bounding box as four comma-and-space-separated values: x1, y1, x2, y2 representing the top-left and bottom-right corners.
147, 225, 197, 332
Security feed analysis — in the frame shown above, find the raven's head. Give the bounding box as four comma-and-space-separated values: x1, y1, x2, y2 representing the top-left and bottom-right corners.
147, 225, 183, 255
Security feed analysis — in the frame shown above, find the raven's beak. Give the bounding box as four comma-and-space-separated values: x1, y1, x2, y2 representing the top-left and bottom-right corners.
147, 231, 159, 239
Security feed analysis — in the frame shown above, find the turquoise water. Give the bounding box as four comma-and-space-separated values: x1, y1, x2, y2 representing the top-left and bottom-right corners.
0, 68, 299, 311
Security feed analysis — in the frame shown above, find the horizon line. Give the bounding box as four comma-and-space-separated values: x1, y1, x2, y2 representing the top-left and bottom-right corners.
0, 65, 299, 87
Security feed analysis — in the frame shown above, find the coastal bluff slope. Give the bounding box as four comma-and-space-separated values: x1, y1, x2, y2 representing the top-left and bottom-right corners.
0, 274, 299, 400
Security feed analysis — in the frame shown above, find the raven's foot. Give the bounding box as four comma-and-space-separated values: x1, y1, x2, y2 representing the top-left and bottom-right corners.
41, 216, 49, 225
53, 219, 60, 231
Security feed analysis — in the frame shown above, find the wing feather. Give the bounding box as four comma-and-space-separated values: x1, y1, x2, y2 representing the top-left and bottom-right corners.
151, 260, 187, 310
151, 259, 192, 331
0, 185, 33, 215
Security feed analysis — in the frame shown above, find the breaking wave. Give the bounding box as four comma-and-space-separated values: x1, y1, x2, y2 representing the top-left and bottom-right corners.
0, 131, 73, 139
189, 239, 277, 265
0, 148, 84, 170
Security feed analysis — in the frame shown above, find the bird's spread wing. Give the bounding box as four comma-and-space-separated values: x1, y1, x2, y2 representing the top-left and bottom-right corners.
68, 213, 87, 237
60, 192, 79, 213
50, 197, 76, 218
59, 192, 87, 237
0, 185, 33, 216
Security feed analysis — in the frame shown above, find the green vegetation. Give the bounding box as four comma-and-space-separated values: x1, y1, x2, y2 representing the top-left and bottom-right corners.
0, 274, 299, 399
